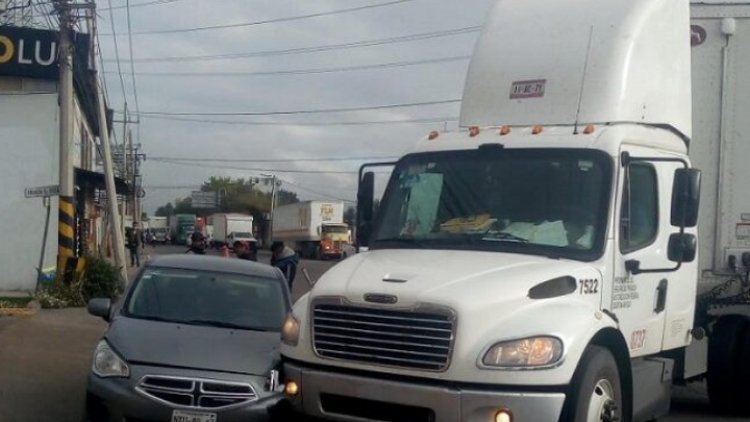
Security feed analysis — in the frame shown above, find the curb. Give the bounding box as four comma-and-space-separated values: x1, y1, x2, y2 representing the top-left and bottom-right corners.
0, 307, 38, 318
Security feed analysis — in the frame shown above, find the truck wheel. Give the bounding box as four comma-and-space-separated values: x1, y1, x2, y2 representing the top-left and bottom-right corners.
563, 346, 623, 422
707, 316, 749, 414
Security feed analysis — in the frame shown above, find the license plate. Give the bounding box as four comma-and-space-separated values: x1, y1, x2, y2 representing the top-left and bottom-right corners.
172, 410, 217, 422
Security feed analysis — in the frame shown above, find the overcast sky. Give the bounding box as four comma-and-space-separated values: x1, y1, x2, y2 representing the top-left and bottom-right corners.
96, 0, 497, 214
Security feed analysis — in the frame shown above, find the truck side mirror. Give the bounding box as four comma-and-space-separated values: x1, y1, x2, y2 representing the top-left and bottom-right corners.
671, 169, 701, 228
668, 233, 697, 263
357, 172, 375, 249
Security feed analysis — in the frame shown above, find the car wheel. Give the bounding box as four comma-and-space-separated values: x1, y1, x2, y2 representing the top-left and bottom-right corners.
562, 345, 623, 422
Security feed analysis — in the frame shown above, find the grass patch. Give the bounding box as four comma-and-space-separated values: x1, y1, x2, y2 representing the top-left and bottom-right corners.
0, 297, 32, 308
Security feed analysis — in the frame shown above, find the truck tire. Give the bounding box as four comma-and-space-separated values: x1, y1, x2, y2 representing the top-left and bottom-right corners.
562, 345, 623, 422
707, 315, 749, 414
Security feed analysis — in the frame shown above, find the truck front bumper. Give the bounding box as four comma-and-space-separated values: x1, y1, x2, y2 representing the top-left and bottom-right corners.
283, 361, 566, 422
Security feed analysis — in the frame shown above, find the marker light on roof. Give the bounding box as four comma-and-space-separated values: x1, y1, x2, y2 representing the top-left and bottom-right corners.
500, 126, 511, 136
428, 131, 440, 141
583, 124, 596, 135
532, 125, 544, 135
469, 126, 480, 137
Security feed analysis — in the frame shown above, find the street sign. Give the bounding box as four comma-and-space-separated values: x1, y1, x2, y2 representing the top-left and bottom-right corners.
191, 191, 217, 209
25, 185, 59, 198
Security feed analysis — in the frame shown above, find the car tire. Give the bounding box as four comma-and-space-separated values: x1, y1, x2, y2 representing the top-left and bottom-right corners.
708, 316, 749, 414
561, 345, 623, 422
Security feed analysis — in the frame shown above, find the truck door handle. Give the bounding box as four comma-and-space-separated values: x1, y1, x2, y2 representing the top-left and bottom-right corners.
655, 279, 668, 314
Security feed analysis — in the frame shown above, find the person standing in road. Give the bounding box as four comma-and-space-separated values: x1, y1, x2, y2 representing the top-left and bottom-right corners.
271, 241, 299, 290
126, 222, 143, 267
188, 227, 207, 255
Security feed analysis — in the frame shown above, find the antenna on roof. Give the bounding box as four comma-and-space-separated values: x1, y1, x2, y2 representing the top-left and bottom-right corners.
574, 26, 595, 135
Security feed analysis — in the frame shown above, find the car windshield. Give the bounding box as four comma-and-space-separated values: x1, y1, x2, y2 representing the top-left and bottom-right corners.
125, 268, 287, 331
233, 232, 252, 238
371, 148, 613, 261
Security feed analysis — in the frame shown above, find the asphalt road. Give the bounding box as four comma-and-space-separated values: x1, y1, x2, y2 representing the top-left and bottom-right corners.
0, 245, 744, 421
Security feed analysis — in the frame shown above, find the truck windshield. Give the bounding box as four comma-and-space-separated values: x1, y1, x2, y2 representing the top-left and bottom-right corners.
323, 226, 349, 234
371, 148, 613, 261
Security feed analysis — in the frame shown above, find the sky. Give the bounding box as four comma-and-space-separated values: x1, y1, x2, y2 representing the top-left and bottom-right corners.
96, 0, 497, 214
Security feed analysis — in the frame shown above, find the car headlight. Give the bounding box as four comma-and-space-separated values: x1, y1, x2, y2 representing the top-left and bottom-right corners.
281, 314, 300, 346
481, 336, 563, 368
92, 340, 130, 378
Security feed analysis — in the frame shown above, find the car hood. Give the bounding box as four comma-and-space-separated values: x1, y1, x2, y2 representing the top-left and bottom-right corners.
106, 317, 280, 376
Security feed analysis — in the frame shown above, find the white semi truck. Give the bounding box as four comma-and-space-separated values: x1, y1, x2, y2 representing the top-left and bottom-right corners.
280, 1, 750, 421
273, 201, 350, 259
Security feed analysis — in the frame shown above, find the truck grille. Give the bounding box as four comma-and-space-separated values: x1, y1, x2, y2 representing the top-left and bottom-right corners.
136, 376, 257, 409
312, 303, 455, 371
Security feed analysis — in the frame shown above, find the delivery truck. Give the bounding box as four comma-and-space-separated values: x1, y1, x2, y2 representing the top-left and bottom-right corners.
272, 201, 349, 259
168, 214, 195, 245
211, 213, 255, 248
281, 1, 750, 421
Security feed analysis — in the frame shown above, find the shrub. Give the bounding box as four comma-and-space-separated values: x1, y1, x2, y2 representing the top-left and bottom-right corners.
34, 257, 123, 309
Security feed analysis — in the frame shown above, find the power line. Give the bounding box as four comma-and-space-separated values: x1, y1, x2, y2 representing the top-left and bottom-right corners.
126, 99, 461, 117
100, 0, 185, 12
102, 26, 481, 63
125, 0, 141, 140
100, 0, 416, 36
105, 55, 472, 77
105, 0, 128, 105
149, 155, 399, 163
135, 115, 459, 126
153, 159, 361, 175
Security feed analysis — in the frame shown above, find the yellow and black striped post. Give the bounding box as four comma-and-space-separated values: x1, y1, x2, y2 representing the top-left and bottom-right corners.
57, 195, 77, 284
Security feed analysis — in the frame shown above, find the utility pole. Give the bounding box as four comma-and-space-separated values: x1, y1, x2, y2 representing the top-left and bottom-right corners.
89, 4, 128, 286
120, 103, 128, 234
55, 0, 76, 278
261, 173, 279, 247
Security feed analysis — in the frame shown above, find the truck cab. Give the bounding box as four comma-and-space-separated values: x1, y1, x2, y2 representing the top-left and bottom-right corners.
281, 1, 750, 421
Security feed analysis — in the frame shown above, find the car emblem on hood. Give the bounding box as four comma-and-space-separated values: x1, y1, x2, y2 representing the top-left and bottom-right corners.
364, 293, 398, 305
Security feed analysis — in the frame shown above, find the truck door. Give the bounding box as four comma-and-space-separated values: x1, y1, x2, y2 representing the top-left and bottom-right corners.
613, 146, 678, 357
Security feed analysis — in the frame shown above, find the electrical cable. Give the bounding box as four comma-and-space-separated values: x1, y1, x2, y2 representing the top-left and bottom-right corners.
106, 55, 472, 78
132, 114, 459, 126
100, 0, 417, 36
127, 99, 461, 117
124, 0, 141, 140
103, 26, 481, 63
105, 0, 128, 107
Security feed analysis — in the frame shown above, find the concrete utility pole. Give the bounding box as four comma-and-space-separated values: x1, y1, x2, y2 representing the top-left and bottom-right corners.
89, 5, 128, 286
55, 0, 76, 277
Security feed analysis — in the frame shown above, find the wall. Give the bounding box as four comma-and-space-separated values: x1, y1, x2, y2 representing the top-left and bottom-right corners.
0, 91, 59, 291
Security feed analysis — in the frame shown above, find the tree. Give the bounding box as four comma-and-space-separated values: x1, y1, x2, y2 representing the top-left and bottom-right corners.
155, 202, 174, 217
344, 206, 356, 226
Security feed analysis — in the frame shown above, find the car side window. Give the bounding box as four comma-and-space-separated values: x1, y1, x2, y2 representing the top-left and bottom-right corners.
620, 163, 659, 253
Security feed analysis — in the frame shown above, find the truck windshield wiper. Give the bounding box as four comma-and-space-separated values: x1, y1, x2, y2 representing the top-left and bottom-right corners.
481, 232, 531, 243
184, 319, 268, 331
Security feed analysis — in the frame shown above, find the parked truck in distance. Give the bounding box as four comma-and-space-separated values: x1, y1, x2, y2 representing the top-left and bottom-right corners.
211, 213, 255, 249
146, 217, 169, 245
272, 201, 350, 259
281, 1, 750, 422
168, 214, 196, 245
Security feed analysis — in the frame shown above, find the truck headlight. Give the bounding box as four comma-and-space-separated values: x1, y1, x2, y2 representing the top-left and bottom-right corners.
481, 336, 563, 368
282, 314, 300, 346
92, 340, 130, 378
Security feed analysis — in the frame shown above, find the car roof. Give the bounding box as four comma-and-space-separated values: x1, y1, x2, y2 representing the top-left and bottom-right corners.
145, 255, 281, 280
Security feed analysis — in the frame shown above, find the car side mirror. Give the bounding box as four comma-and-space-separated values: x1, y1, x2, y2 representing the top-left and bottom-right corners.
87, 298, 112, 322
671, 169, 701, 228
356, 172, 375, 249
668, 233, 697, 263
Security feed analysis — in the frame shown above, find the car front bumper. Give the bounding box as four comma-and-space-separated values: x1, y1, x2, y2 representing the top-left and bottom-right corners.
86, 367, 285, 422
283, 361, 566, 422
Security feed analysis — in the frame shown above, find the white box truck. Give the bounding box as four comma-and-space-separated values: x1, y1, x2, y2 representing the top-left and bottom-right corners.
281, 1, 750, 421
272, 201, 350, 259
211, 213, 254, 248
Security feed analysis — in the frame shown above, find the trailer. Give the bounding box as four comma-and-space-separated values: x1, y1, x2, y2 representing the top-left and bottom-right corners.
281, 1, 750, 421
272, 201, 349, 259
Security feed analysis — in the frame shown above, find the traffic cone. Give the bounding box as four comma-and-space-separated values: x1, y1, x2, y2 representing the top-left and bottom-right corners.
222, 245, 229, 258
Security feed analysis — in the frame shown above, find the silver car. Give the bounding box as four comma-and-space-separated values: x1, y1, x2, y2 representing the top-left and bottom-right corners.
85, 255, 292, 422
